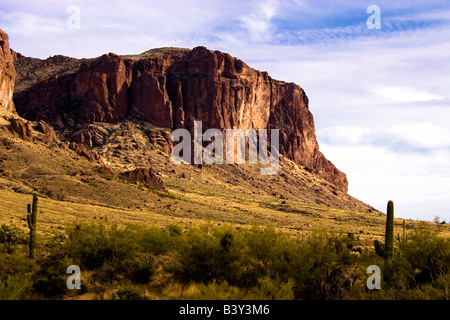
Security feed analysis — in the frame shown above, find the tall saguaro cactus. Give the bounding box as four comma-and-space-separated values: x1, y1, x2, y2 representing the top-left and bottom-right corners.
374, 200, 394, 262
27, 193, 38, 259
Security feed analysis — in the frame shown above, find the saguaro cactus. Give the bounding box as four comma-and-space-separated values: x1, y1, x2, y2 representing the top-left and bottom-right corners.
27, 193, 38, 259
374, 200, 394, 262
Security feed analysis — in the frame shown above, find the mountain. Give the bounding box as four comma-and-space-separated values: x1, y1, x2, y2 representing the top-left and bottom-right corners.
12, 45, 348, 192
0, 29, 384, 237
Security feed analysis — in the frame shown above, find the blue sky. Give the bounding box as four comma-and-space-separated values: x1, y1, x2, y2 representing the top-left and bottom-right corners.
1, 0, 450, 221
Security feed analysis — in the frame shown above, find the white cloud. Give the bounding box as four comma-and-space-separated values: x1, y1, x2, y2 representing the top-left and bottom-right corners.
320, 126, 370, 145
320, 143, 450, 221
393, 9, 450, 22
239, 0, 279, 42
390, 123, 450, 150
374, 86, 445, 103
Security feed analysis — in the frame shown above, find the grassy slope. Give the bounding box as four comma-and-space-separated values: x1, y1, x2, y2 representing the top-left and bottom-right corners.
1, 118, 448, 247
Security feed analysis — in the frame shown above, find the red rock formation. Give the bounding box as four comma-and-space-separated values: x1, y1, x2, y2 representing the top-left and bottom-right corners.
130, 72, 173, 128
68, 142, 105, 165
13, 46, 348, 192
36, 120, 57, 143
0, 29, 16, 112
71, 53, 132, 123
119, 168, 166, 192
9, 118, 33, 140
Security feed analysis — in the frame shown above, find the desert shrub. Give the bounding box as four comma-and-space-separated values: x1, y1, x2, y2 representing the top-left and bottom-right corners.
241, 227, 355, 288
33, 252, 69, 297
167, 224, 183, 237
0, 241, 34, 300
0, 224, 26, 252
251, 276, 295, 300
413, 277, 450, 300
115, 286, 148, 300
382, 255, 412, 289
180, 280, 246, 300
170, 224, 360, 299
244, 226, 279, 269
0, 245, 36, 276
400, 224, 449, 285
135, 226, 173, 255
238, 226, 285, 287
0, 274, 34, 300
269, 230, 354, 300
172, 226, 224, 283
66, 222, 160, 287
352, 223, 450, 299
124, 256, 155, 285
65, 222, 139, 270
172, 226, 246, 284
2, 218, 442, 300
92, 264, 117, 284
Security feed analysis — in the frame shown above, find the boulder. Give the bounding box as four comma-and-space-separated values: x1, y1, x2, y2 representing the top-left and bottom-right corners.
9, 118, 32, 140
119, 168, 166, 192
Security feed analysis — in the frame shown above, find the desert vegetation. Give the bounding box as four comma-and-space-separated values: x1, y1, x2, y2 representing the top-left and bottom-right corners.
0, 215, 448, 300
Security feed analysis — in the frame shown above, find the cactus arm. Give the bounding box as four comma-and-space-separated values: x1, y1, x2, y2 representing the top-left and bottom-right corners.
26, 213, 32, 230
374, 240, 384, 257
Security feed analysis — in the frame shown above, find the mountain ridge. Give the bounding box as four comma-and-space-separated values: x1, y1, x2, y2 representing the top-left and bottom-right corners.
0, 27, 394, 239
11, 43, 348, 192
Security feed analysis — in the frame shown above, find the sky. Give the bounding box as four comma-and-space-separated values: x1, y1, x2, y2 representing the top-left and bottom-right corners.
1, 0, 449, 222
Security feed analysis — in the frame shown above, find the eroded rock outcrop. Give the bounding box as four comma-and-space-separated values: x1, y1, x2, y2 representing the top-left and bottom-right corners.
9, 118, 33, 141
71, 53, 132, 123
13, 46, 348, 191
119, 168, 166, 192
0, 29, 16, 112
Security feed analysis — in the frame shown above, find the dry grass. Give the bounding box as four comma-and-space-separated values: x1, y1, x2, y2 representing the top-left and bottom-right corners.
0, 118, 448, 246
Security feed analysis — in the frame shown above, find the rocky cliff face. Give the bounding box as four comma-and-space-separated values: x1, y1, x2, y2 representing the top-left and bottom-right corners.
14, 46, 348, 192
0, 29, 16, 113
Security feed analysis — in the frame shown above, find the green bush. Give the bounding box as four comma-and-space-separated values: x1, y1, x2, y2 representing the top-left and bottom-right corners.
0, 224, 26, 252
1, 219, 448, 300
400, 224, 449, 285
276, 230, 351, 300
0, 274, 34, 300
252, 276, 295, 300
242, 228, 354, 300
125, 256, 155, 285
0, 245, 36, 276
32, 252, 69, 297
244, 226, 279, 269
65, 222, 139, 270
135, 226, 172, 255
167, 224, 183, 237
172, 226, 246, 285
382, 255, 412, 289
180, 280, 246, 300
92, 264, 117, 284
115, 286, 148, 300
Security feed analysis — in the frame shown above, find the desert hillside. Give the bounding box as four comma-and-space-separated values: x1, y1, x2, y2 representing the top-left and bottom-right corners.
0, 28, 448, 301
